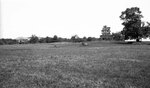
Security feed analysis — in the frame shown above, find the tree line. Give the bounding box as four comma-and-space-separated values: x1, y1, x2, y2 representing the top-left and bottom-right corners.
0, 35, 67, 45
100, 7, 150, 42
0, 32, 124, 45
0, 35, 100, 45
1, 7, 150, 45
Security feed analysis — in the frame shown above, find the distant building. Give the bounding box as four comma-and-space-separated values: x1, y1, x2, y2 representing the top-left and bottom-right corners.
16, 37, 29, 44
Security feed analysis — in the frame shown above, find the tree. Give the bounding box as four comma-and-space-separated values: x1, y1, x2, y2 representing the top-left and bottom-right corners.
45, 36, 52, 43
141, 22, 150, 38
29, 35, 39, 43
87, 37, 92, 41
112, 32, 124, 41
39, 38, 46, 43
100, 25, 112, 40
83, 36, 87, 41
0, 39, 4, 45
71, 35, 79, 42
120, 7, 143, 42
0, 39, 18, 45
52, 35, 59, 42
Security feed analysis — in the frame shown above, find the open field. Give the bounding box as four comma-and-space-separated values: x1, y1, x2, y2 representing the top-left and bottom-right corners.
0, 41, 150, 88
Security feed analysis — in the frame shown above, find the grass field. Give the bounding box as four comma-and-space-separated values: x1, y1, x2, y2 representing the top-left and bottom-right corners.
0, 41, 150, 88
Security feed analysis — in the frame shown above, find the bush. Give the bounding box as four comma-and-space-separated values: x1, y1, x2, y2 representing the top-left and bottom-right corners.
0, 39, 4, 45
0, 39, 18, 45
112, 32, 124, 41
29, 35, 39, 43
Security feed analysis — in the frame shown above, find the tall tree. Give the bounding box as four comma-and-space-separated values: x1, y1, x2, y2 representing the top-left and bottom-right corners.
120, 7, 143, 42
100, 25, 111, 40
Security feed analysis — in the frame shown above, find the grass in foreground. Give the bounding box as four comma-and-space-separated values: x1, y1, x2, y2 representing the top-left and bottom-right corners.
0, 42, 150, 88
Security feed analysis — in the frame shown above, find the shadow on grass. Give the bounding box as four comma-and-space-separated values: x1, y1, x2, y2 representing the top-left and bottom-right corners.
112, 41, 150, 45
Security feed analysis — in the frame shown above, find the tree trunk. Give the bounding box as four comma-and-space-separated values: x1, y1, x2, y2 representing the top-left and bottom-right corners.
136, 38, 141, 42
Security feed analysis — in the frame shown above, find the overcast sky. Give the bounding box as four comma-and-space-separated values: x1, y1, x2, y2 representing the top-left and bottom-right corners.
1, 0, 150, 39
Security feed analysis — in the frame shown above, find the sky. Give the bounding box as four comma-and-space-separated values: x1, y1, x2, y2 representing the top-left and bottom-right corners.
1, 0, 150, 39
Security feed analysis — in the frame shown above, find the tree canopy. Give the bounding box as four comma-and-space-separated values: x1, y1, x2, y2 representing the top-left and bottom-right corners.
120, 7, 143, 42
100, 25, 112, 40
